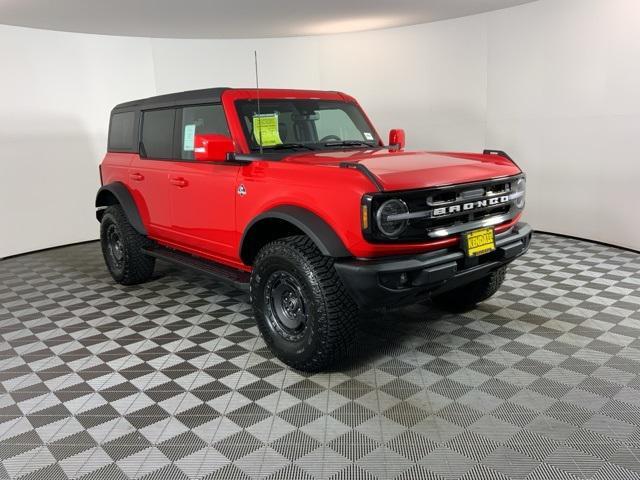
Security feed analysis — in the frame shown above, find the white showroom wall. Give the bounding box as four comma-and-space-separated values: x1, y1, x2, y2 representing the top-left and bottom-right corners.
151, 0, 640, 250
0, 26, 156, 258
2, 0, 639, 257
151, 14, 488, 153
485, 0, 640, 250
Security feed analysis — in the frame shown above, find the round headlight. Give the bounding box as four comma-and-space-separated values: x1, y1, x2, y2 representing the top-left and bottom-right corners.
514, 177, 526, 209
376, 199, 409, 238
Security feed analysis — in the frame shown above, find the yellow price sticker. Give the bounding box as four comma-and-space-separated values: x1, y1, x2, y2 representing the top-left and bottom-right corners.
253, 113, 282, 147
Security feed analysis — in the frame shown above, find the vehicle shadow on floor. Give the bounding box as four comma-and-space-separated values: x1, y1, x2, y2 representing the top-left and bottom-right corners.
331, 302, 467, 373
152, 259, 465, 373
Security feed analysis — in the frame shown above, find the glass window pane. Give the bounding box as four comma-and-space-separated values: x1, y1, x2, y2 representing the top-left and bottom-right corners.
180, 105, 229, 160
315, 109, 365, 142
108, 111, 135, 151
142, 109, 175, 159
234, 99, 378, 151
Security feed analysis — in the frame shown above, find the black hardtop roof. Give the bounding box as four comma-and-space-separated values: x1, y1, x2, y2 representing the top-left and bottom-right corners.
111, 87, 346, 114
112, 87, 229, 112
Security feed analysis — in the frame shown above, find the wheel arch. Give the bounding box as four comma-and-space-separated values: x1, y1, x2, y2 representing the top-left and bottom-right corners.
240, 205, 351, 265
95, 182, 147, 235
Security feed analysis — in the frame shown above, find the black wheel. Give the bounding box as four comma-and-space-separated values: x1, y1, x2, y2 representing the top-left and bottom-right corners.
100, 205, 155, 285
431, 266, 507, 311
250, 235, 358, 372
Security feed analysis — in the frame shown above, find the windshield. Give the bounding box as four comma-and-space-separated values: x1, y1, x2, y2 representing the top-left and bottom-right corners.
235, 99, 380, 151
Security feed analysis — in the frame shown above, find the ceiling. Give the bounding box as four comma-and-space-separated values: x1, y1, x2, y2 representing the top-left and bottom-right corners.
0, 0, 538, 39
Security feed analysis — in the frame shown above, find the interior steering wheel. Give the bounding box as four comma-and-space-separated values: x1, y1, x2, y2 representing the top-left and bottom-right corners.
319, 135, 341, 143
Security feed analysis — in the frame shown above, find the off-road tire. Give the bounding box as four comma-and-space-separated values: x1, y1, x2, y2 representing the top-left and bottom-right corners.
432, 266, 507, 311
250, 235, 358, 372
100, 205, 155, 285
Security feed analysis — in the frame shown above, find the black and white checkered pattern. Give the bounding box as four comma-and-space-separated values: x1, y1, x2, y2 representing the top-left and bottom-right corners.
1, 234, 639, 479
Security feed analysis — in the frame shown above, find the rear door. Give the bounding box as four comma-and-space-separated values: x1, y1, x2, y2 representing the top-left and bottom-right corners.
168, 104, 240, 263
130, 108, 176, 239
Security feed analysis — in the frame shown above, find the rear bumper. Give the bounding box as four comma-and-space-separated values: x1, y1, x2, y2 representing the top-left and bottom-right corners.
334, 222, 532, 309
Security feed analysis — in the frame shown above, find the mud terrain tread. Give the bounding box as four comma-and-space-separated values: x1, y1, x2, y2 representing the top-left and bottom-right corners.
100, 205, 155, 285
251, 235, 358, 371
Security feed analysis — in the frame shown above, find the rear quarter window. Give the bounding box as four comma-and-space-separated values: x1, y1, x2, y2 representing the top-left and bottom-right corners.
108, 111, 136, 152
141, 109, 176, 159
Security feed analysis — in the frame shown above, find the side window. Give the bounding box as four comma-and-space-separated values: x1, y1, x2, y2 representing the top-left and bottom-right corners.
180, 104, 229, 160
141, 109, 176, 159
108, 111, 136, 151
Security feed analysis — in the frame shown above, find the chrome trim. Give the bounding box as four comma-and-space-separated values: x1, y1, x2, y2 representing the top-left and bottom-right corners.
459, 188, 485, 200
386, 211, 430, 221
486, 186, 510, 196
427, 211, 518, 238
427, 187, 511, 206
426, 178, 514, 207
386, 190, 524, 222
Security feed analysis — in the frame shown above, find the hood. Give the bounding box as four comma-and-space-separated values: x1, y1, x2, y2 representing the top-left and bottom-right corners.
281, 148, 521, 191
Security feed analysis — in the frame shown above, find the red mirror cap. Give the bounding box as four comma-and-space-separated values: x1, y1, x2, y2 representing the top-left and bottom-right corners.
194, 134, 234, 162
389, 129, 406, 150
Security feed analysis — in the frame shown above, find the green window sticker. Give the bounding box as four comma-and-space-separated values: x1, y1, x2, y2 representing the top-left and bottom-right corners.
183, 124, 196, 151
253, 114, 282, 147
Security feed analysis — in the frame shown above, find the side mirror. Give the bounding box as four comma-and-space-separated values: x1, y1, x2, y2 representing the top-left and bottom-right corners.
389, 129, 406, 150
194, 134, 234, 161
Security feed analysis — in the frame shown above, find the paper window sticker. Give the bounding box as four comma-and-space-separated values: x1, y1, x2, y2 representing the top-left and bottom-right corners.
253, 113, 283, 147
183, 124, 196, 151
363, 132, 374, 141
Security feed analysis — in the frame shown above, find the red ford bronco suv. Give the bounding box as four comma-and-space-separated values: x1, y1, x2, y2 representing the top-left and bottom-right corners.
97, 88, 531, 371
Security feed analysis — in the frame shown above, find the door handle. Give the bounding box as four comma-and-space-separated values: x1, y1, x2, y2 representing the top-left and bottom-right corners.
130, 172, 144, 181
170, 177, 188, 187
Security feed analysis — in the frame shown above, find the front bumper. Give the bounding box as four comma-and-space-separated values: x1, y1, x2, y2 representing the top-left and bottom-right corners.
334, 222, 532, 309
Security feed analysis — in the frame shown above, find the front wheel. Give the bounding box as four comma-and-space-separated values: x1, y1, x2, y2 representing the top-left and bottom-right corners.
431, 266, 507, 311
250, 236, 358, 372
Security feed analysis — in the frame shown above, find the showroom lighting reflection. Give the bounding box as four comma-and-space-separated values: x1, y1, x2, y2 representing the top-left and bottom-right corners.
306, 15, 413, 35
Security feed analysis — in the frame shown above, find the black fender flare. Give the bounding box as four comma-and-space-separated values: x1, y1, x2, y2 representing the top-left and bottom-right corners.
483, 149, 522, 170
95, 182, 147, 235
240, 205, 351, 260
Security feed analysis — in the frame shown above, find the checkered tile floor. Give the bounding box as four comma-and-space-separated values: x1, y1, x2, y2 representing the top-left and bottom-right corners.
1, 234, 640, 480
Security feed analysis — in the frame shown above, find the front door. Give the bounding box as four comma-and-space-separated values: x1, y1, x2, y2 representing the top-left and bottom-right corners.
168, 104, 240, 263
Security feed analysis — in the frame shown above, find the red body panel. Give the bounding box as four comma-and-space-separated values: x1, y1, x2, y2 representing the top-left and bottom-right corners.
167, 162, 240, 263
128, 159, 173, 236
100, 88, 522, 266
271, 149, 520, 191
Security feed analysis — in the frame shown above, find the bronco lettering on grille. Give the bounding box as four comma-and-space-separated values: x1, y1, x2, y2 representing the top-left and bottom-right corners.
432, 195, 510, 217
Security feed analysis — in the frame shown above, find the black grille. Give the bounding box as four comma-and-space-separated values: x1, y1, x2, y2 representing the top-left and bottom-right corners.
366, 176, 522, 243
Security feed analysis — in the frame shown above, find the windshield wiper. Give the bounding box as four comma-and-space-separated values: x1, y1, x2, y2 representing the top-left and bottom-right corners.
323, 140, 377, 148
265, 143, 316, 151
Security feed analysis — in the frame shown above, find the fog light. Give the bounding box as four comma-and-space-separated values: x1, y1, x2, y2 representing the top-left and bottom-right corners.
380, 272, 411, 290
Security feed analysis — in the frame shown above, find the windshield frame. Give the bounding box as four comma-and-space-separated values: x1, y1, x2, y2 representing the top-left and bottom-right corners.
233, 98, 383, 153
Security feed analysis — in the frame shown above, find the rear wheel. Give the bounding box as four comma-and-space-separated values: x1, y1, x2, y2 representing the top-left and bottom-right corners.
100, 205, 155, 285
250, 235, 358, 372
431, 266, 506, 311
